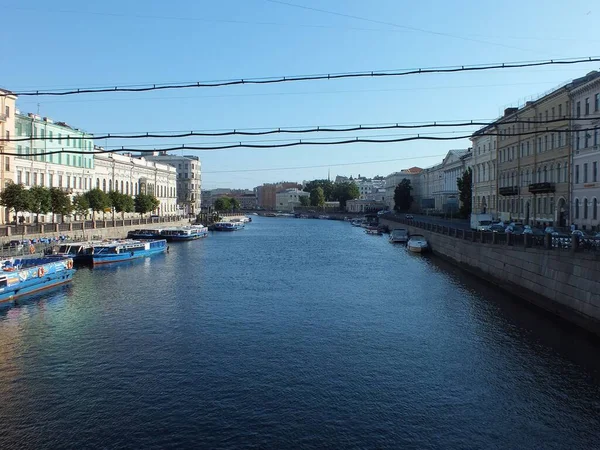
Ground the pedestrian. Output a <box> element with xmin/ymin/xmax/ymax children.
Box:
<box><xmin>570</xmin><ymin>222</ymin><xmax>576</xmax><ymax>233</ymax></box>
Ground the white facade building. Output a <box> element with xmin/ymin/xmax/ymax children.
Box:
<box><xmin>570</xmin><ymin>71</ymin><xmax>600</xmax><ymax>230</ymax></box>
<box><xmin>275</xmin><ymin>188</ymin><xmax>309</xmax><ymax>211</ymax></box>
<box><xmin>420</xmin><ymin>149</ymin><xmax>470</xmax><ymax>213</ymax></box>
<box><xmin>93</xmin><ymin>152</ymin><xmax>178</xmax><ymax>217</ymax></box>
<box><xmin>0</xmin><ymin>89</ymin><xmax>17</xmax><ymax>223</ymax></box>
<box><xmin>356</xmin><ymin>178</ymin><xmax>385</xmax><ymax>200</ymax></box>
<box><xmin>144</xmin><ymin>152</ymin><xmax>202</xmax><ymax>216</ymax></box>
<box><xmin>384</xmin><ymin>168</ymin><xmax>422</xmax><ymax>211</ymax></box>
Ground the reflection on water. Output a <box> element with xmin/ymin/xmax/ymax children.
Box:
<box><xmin>0</xmin><ymin>217</ymin><xmax>599</xmax><ymax>450</ymax></box>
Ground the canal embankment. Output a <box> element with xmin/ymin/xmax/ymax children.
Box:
<box><xmin>381</xmin><ymin>217</ymin><xmax>600</xmax><ymax>336</ymax></box>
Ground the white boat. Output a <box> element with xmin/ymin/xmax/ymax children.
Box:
<box><xmin>407</xmin><ymin>234</ymin><xmax>429</xmax><ymax>253</ymax></box>
<box><xmin>389</xmin><ymin>228</ymin><xmax>409</xmax><ymax>243</ymax></box>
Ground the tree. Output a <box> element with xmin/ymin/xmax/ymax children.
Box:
<box><xmin>214</xmin><ymin>197</ymin><xmax>231</xmax><ymax>211</ymax></box>
<box><xmin>28</xmin><ymin>186</ymin><xmax>52</xmax><ymax>223</ymax></box>
<box><xmin>457</xmin><ymin>167</ymin><xmax>473</xmax><ymax>218</ymax></box>
<box><xmin>85</xmin><ymin>188</ymin><xmax>111</xmax><ymax>221</ymax></box>
<box><xmin>334</xmin><ymin>182</ymin><xmax>360</xmax><ymax>209</ymax></box>
<box><xmin>230</xmin><ymin>197</ymin><xmax>241</xmax><ymax>211</ymax></box>
<box><xmin>49</xmin><ymin>188</ymin><xmax>73</xmax><ymax>222</ymax></box>
<box><xmin>134</xmin><ymin>193</ymin><xmax>158</xmax><ymax>217</ymax></box>
<box><xmin>310</xmin><ymin>186</ymin><xmax>326</xmax><ymax>208</ymax></box>
<box><xmin>0</xmin><ymin>182</ymin><xmax>31</xmax><ymax>223</ymax></box>
<box><xmin>299</xmin><ymin>195</ymin><xmax>310</xmax><ymax>207</ymax></box>
<box><xmin>110</xmin><ymin>191</ymin><xmax>135</xmax><ymax>219</ymax></box>
<box><xmin>72</xmin><ymin>194</ymin><xmax>90</xmax><ymax>219</ymax></box>
<box><xmin>394</xmin><ymin>178</ymin><xmax>413</xmax><ymax>212</ymax></box>
<box><xmin>303</xmin><ymin>180</ymin><xmax>335</xmax><ymax>201</ymax></box>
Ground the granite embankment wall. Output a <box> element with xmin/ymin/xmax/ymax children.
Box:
<box><xmin>380</xmin><ymin>218</ymin><xmax>600</xmax><ymax>336</ymax></box>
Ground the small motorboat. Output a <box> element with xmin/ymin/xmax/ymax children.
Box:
<box><xmin>407</xmin><ymin>234</ymin><xmax>429</xmax><ymax>253</ymax></box>
<box><xmin>365</xmin><ymin>228</ymin><xmax>382</xmax><ymax>236</ymax></box>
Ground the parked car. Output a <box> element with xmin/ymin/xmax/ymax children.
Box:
<box><xmin>505</xmin><ymin>225</ymin><xmax>525</xmax><ymax>234</ymax></box>
<box><xmin>523</xmin><ymin>227</ymin><xmax>545</xmax><ymax>237</ymax></box>
<box><xmin>489</xmin><ymin>223</ymin><xmax>506</xmax><ymax>233</ymax></box>
<box><xmin>405</xmin><ymin>214</ymin><xmax>414</xmax><ymax>220</ymax></box>
<box><xmin>544</xmin><ymin>226</ymin><xmax>558</xmax><ymax>234</ymax></box>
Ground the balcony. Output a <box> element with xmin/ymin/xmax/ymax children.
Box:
<box><xmin>528</xmin><ymin>182</ymin><xmax>555</xmax><ymax>194</ymax></box>
<box><xmin>499</xmin><ymin>186</ymin><xmax>519</xmax><ymax>196</ymax></box>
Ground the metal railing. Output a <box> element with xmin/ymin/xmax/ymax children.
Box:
<box><xmin>384</xmin><ymin>217</ymin><xmax>599</xmax><ymax>254</ymax></box>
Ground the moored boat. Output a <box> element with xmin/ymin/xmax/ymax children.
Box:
<box><xmin>389</xmin><ymin>228</ymin><xmax>409</xmax><ymax>244</ymax></box>
<box><xmin>407</xmin><ymin>234</ymin><xmax>429</xmax><ymax>253</ymax></box>
<box><xmin>48</xmin><ymin>240</ymin><xmax>104</xmax><ymax>265</ymax></box>
<box><xmin>160</xmin><ymin>227</ymin><xmax>202</xmax><ymax>242</ymax></box>
<box><xmin>0</xmin><ymin>256</ymin><xmax>75</xmax><ymax>308</ymax></box>
<box><xmin>127</xmin><ymin>229</ymin><xmax>162</xmax><ymax>239</ymax></box>
<box><xmin>213</xmin><ymin>222</ymin><xmax>244</xmax><ymax>231</ymax></box>
<box><xmin>90</xmin><ymin>239</ymin><xmax>167</xmax><ymax>265</ymax></box>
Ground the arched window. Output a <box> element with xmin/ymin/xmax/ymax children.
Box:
<box><xmin>109</xmin><ymin>180</ymin><xmax>113</xmax><ymax>191</ymax></box>
<box><xmin>537</xmin><ymin>167</ymin><xmax>542</xmax><ymax>183</ymax></box>
<box><xmin>520</xmin><ymin>198</ymin><xmax>524</xmax><ymax>215</ymax></box>
<box><xmin>564</xmin><ymin>163</ymin><xmax>568</xmax><ymax>183</ymax></box>
<box><xmin>544</xmin><ymin>166</ymin><xmax>548</xmax><ymax>182</ymax></box>
<box><xmin>102</xmin><ymin>179</ymin><xmax>106</xmax><ymax>192</ymax></box>
<box><xmin>594</xmin><ymin>198</ymin><xmax>598</xmax><ymax>220</ymax></box>
<box><xmin>121</xmin><ymin>180</ymin><xmax>124</xmax><ymax>192</ymax></box>
<box><xmin>575</xmin><ymin>198</ymin><xmax>580</xmax><ymax>219</ymax></box>
<box><xmin>96</xmin><ymin>178</ymin><xmax>100</xmax><ymax>189</ymax></box>
<box><xmin>556</xmin><ymin>164</ymin><xmax>561</xmax><ymax>183</ymax></box>
<box><xmin>584</xmin><ymin>198</ymin><xmax>589</xmax><ymax>219</ymax></box>
<box><xmin>550</xmin><ymin>164</ymin><xmax>554</xmax><ymax>182</ymax></box>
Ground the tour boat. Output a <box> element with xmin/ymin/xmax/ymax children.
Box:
<box><xmin>48</xmin><ymin>240</ymin><xmax>104</xmax><ymax>265</ymax></box>
<box><xmin>127</xmin><ymin>229</ymin><xmax>162</xmax><ymax>239</ymax></box>
<box><xmin>213</xmin><ymin>222</ymin><xmax>243</xmax><ymax>231</ymax></box>
<box><xmin>160</xmin><ymin>227</ymin><xmax>202</xmax><ymax>242</ymax></box>
<box><xmin>407</xmin><ymin>234</ymin><xmax>429</xmax><ymax>253</ymax></box>
<box><xmin>90</xmin><ymin>239</ymin><xmax>167</xmax><ymax>265</ymax></box>
<box><xmin>0</xmin><ymin>256</ymin><xmax>75</xmax><ymax>308</ymax></box>
<box><xmin>389</xmin><ymin>228</ymin><xmax>409</xmax><ymax>243</ymax></box>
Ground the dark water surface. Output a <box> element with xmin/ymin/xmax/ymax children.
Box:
<box><xmin>1</xmin><ymin>217</ymin><xmax>599</xmax><ymax>449</ymax></box>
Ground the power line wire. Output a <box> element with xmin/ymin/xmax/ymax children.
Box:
<box><xmin>3</xmin><ymin>117</ymin><xmax>590</xmax><ymax>142</ymax></box>
<box><xmin>3</xmin><ymin>57</ymin><xmax>599</xmax><ymax>97</ymax></box>
<box><xmin>2</xmin><ymin>126</ymin><xmax>598</xmax><ymax>157</ymax></box>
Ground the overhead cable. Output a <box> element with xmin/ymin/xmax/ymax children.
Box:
<box><xmin>2</xmin><ymin>56</ymin><xmax>599</xmax><ymax>97</ymax></box>
<box><xmin>1</xmin><ymin>125</ymin><xmax>599</xmax><ymax>157</ymax></box>
<box><xmin>2</xmin><ymin>117</ymin><xmax>593</xmax><ymax>142</ymax></box>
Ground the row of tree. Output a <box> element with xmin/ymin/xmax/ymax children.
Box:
<box><xmin>0</xmin><ymin>182</ymin><xmax>160</xmax><ymax>223</ymax></box>
<box><xmin>302</xmin><ymin>179</ymin><xmax>360</xmax><ymax>208</ymax></box>
<box><xmin>213</xmin><ymin>196</ymin><xmax>241</xmax><ymax>211</ymax></box>
<box><xmin>392</xmin><ymin>168</ymin><xmax>473</xmax><ymax>217</ymax></box>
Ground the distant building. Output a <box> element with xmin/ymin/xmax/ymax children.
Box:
<box><xmin>346</xmin><ymin>199</ymin><xmax>386</xmax><ymax>213</ymax></box>
<box><xmin>0</xmin><ymin>89</ymin><xmax>17</xmax><ymax>223</ymax></box>
<box><xmin>275</xmin><ymin>188</ymin><xmax>309</xmax><ymax>211</ymax></box>
<box><xmin>384</xmin><ymin>167</ymin><xmax>423</xmax><ymax>211</ymax></box>
<box><xmin>256</xmin><ymin>182</ymin><xmax>301</xmax><ymax>209</ymax></box>
<box><xmin>470</xmin><ymin>124</ymin><xmax>498</xmax><ymax>218</ymax></box>
<box><xmin>144</xmin><ymin>152</ymin><xmax>201</xmax><ymax>216</ymax></box>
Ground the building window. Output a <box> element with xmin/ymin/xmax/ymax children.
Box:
<box><xmin>543</xmin><ymin>197</ymin><xmax>548</xmax><ymax>214</ymax></box>
<box><xmin>596</xmin><ymin>93</ymin><xmax>600</xmax><ymax>112</ymax></box>
<box><xmin>25</xmin><ymin>172</ymin><xmax>30</xmax><ymax>186</ymax></box>
<box><xmin>17</xmin><ymin>171</ymin><xmax>22</xmax><ymax>184</ymax></box>
<box><xmin>584</xmin><ymin>199</ymin><xmax>589</xmax><ymax>219</ymax></box>
<box><xmin>559</xmin><ymin>104</ymin><xmax>563</xmax><ymax>117</ymax></box>
<box><xmin>594</xmin><ymin>162</ymin><xmax>598</xmax><ymax>182</ymax></box>
<box><xmin>557</xmin><ymin>164</ymin><xmax>561</xmax><ymax>183</ymax></box>
<box><xmin>585</xmin><ymin>98</ymin><xmax>590</xmax><ymax>115</ymax></box>
<box><xmin>584</xmin><ymin>163</ymin><xmax>588</xmax><ymax>183</ymax></box>
<box><xmin>594</xmin><ymin>199</ymin><xmax>598</xmax><ymax>220</ymax></box>
<box><xmin>4</xmin><ymin>157</ymin><xmax>9</xmax><ymax>172</ymax></box>
<box><xmin>59</xmin><ymin>175</ymin><xmax>63</xmax><ymax>188</ymax></box>
<box><xmin>49</xmin><ymin>174</ymin><xmax>53</xmax><ymax>187</ymax></box>
<box><xmin>96</xmin><ymin>178</ymin><xmax>100</xmax><ymax>189</ymax></box>
<box><xmin>576</xmin><ymin>101</ymin><xmax>581</xmax><ymax>117</ymax></box>
<box><xmin>33</xmin><ymin>173</ymin><xmax>37</xmax><ymax>185</ymax></box>
<box><xmin>575</xmin><ymin>199</ymin><xmax>580</xmax><ymax>219</ymax></box>
<box><xmin>550</xmin><ymin>197</ymin><xmax>554</xmax><ymax>215</ymax></box>
<box><xmin>66</xmin><ymin>176</ymin><xmax>70</xmax><ymax>188</ymax></box>
<box><xmin>575</xmin><ymin>165</ymin><xmax>580</xmax><ymax>184</ymax></box>
<box><xmin>585</xmin><ymin>131</ymin><xmax>590</xmax><ymax>148</ymax></box>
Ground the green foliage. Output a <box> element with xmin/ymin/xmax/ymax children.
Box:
<box><xmin>85</xmin><ymin>188</ymin><xmax>111</xmax><ymax>220</ymax></box>
<box><xmin>214</xmin><ymin>197</ymin><xmax>231</xmax><ymax>211</ymax></box>
<box><xmin>72</xmin><ymin>194</ymin><xmax>90</xmax><ymax>219</ymax></box>
<box><xmin>230</xmin><ymin>197</ymin><xmax>241</xmax><ymax>211</ymax></box>
<box><xmin>134</xmin><ymin>193</ymin><xmax>159</xmax><ymax>217</ymax></box>
<box><xmin>310</xmin><ymin>186</ymin><xmax>326</xmax><ymax>208</ymax></box>
<box><xmin>0</xmin><ymin>182</ymin><xmax>31</xmax><ymax>221</ymax></box>
<box><xmin>110</xmin><ymin>191</ymin><xmax>135</xmax><ymax>219</ymax></box>
<box><xmin>28</xmin><ymin>186</ymin><xmax>52</xmax><ymax>222</ymax></box>
<box><xmin>394</xmin><ymin>178</ymin><xmax>413</xmax><ymax>212</ymax></box>
<box><xmin>334</xmin><ymin>182</ymin><xmax>360</xmax><ymax>209</ymax></box>
<box><xmin>304</xmin><ymin>180</ymin><xmax>335</xmax><ymax>201</ymax></box>
<box><xmin>299</xmin><ymin>195</ymin><xmax>310</xmax><ymax>207</ymax></box>
<box><xmin>49</xmin><ymin>188</ymin><xmax>73</xmax><ymax>222</ymax></box>
<box><xmin>457</xmin><ymin>168</ymin><xmax>473</xmax><ymax>218</ymax></box>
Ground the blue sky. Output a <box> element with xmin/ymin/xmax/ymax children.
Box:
<box><xmin>3</xmin><ymin>0</ymin><xmax>600</xmax><ymax>189</ymax></box>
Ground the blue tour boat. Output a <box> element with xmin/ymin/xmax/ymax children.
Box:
<box><xmin>90</xmin><ymin>239</ymin><xmax>167</xmax><ymax>265</ymax></box>
<box><xmin>0</xmin><ymin>256</ymin><xmax>75</xmax><ymax>308</ymax></box>
<box><xmin>213</xmin><ymin>222</ymin><xmax>244</xmax><ymax>232</ymax></box>
<box><xmin>160</xmin><ymin>226</ymin><xmax>208</xmax><ymax>241</ymax></box>
<box><xmin>49</xmin><ymin>240</ymin><xmax>103</xmax><ymax>265</ymax></box>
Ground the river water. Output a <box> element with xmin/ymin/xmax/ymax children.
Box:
<box><xmin>1</xmin><ymin>216</ymin><xmax>599</xmax><ymax>449</ymax></box>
